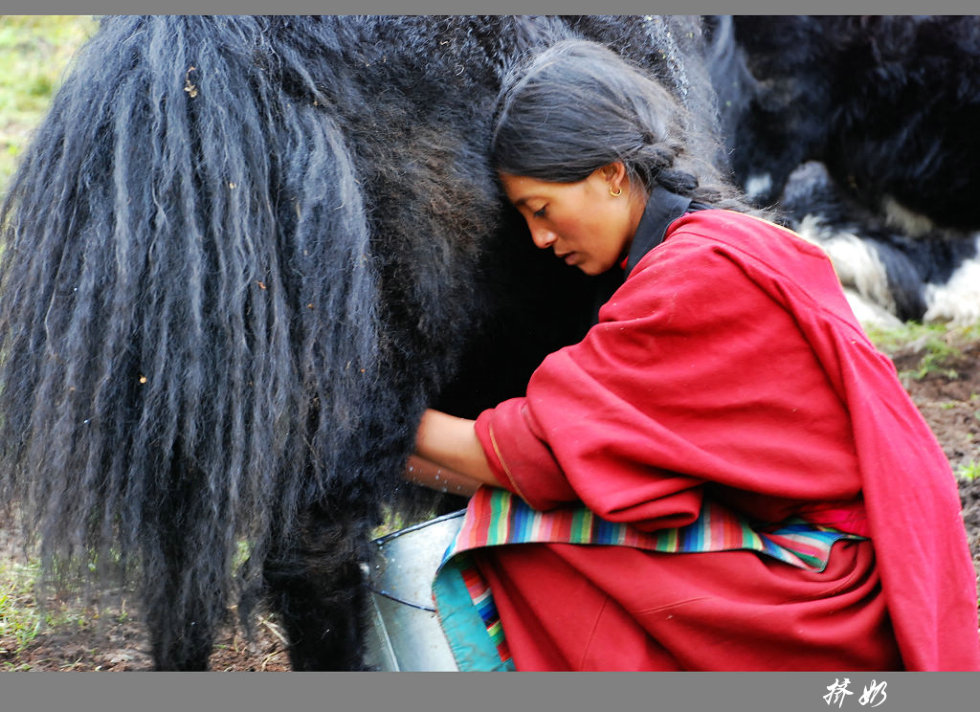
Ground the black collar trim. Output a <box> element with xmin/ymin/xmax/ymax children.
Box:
<box><xmin>622</xmin><ymin>186</ymin><xmax>702</xmax><ymax>277</ymax></box>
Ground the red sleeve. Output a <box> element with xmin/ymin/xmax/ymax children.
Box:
<box><xmin>473</xmin><ymin>398</ymin><xmax>577</xmax><ymax>505</ymax></box>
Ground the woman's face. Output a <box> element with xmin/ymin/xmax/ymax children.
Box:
<box><xmin>499</xmin><ymin>164</ymin><xmax>646</xmax><ymax>276</ymax></box>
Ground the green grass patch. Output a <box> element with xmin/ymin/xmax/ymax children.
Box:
<box><xmin>0</xmin><ymin>556</ymin><xmax>44</xmax><ymax>661</ymax></box>
<box><xmin>0</xmin><ymin>553</ymin><xmax>100</xmax><ymax>668</ymax></box>
<box><xmin>867</xmin><ymin>320</ymin><xmax>980</xmax><ymax>352</ymax></box>
<box><xmin>0</xmin><ymin>530</ymin><xmax>138</xmax><ymax>669</ymax></box>
<box><xmin>0</xmin><ymin>15</ymin><xmax>97</xmax><ymax>192</ymax></box>
<box><xmin>0</xmin><ymin>560</ymin><xmax>52</xmax><ymax>669</ymax></box>
<box><xmin>956</xmin><ymin>461</ymin><xmax>980</xmax><ymax>482</ymax></box>
<box><xmin>865</xmin><ymin>321</ymin><xmax>979</xmax><ymax>381</ymax></box>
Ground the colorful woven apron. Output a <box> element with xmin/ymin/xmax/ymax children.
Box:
<box><xmin>431</xmin><ymin>486</ymin><xmax>866</xmax><ymax>671</ymax></box>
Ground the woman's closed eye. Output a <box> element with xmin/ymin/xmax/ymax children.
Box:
<box><xmin>532</xmin><ymin>205</ymin><xmax>547</xmax><ymax>218</ymax></box>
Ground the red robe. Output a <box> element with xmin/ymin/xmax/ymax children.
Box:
<box><xmin>472</xmin><ymin>209</ymin><xmax>980</xmax><ymax>670</ymax></box>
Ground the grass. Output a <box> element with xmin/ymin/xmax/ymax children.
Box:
<box><xmin>865</xmin><ymin>320</ymin><xmax>980</xmax><ymax>381</ymax></box>
<box><xmin>0</xmin><ymin>15</ymin><xmax>97</xmax><ymax>192</ymax></box>
<box><xmin>0</xmin><ymin>553</ymin><xmax>96</xmax><ymax>667</ymax></box>
<box><xmin>0</xmin><ymin>557</ymin><xmax>44</xmax><ymax>661</ymax></box>
<box><xmin>0</xmin><ymin>540</ymin><xmax>139</xmax><ymax>670</ymax></box>
<box><xmin>958</xmin><ymin>461</ymin><xmax>980</xmax><ymax>482</ymax></box>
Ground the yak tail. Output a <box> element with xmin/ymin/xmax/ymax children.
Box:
<box><xmin>0</xmin><ymin>15</ymin><xmax>382</xmax><ymax>649</ymax></box>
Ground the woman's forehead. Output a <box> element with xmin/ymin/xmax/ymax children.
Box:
<box><xmin>498</xmin><ymin>172</ymin><xmax>587</xmax><ymax>205</ymax></box>
<box><xmin>498</xmin><ymin>173</ymin><xmax>546</xmax><ymax>204</ymax></box>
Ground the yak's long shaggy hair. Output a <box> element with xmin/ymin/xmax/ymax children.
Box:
<box><xmin>705</xmin><ymin>15</ymin><xmax>980</xmax><ymax>327</ymax></box>
<box><xmin>0</xmin><ymin>15</ymin><xmax>720</xmax><ymax>670</ymax></box>
<box><xmin>707</xmin><ymin>15</ymin><xmax>980</xmax><ymax>232</ymax></box>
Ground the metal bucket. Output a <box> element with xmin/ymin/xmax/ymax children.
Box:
<box><xmin>362</xmin><ymin>509</ymin><xmax>465</xmax><ymax>671</ymax></box>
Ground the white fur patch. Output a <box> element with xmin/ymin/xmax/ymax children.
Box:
<box><xmin>793</xmin><ymin>215</ymin><xmax>897</xmax><ymax>317</ymax></box>
<box><xmin>843</xmin><ymin>288</ymin><xmax>904</xmax><ymax>329</ymax></box>
<box><xmin>744</xmin><ymin>173</ymin><xmax>773</xmax><ymax>200</ymax></box>
<box><xmin>882</xmin><ymin>195</ymin><xmax>936</xmax><ymax>238</ymax></box>
<box><xmin>923</xmin><ymin>235</ymin><xmax>980</xmax><ymax>326</ymax></box>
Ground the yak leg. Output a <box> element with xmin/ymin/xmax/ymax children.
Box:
<box><xmin>140</xmin><ymin>462</ymin><xmax>228</xmax><ymax>671</ymax></box>
<box><xmin>262</xmin><ymin>505</ymin><xmax>371</xmax><ymax>671</ymax></box>
<box><xmin>143</xmin><ymin>579</ymin><xmax>219</xmax><ymax>671</ymax></box>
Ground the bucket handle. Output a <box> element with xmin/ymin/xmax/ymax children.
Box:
<box><xmin>369</xmin><ymin>586</ymin><xmax>437</xmax><ymax>613</ymax></box>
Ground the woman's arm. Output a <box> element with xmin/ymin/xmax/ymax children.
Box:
<box><xmin>404</xmin><ymin>454</ymin><xmax>484</xmax><ymax>497</ymax></box>
<box><xmin>405</xmin><ymin>409</ymin><xmax>500</xmax><ymax>494</ymax></box>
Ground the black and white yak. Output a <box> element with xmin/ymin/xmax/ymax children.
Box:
<box><xmin>706</xmin><ymin>15</ymin><xmax>980</xmax><ymax>327</ymax></box>
<box><xmin>0</xmin><ymin>15</ymin><xmax>722</xmax><ymax>671</ymax></box>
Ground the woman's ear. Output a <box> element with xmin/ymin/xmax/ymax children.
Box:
<box><xmin>600</xmin><ymin>161</ymin><xmax>628</xmax><ymax>192</ymax></box>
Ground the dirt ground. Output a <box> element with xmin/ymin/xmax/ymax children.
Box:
<box><xmin>2</xmin><ymin>332</ymin><xmax>979</xmax><ymax>671</ymax></box>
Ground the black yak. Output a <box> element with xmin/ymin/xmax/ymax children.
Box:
<box><xmin>0</xmin><ymin>15</ymin><xmax>722</xmax><ymax>671</ymax></box>
<box><xmin>705</xmin><ymin>15</ymin><xmax>980</xmax><ymax>326</ymax></box>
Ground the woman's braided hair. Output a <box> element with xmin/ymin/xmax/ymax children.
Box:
<box><xmin>491</xmin><ymin>39</ymin><xmax>754</xmax><ymax>212</ymax></box>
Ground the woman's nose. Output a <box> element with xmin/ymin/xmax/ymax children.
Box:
<box><xmin>529</xmin><ymin>224</ymin><xmax>558</xmax><ymax>250</ymax></box>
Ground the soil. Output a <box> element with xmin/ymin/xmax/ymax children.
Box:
<box><xmin>2</xmin><ymin>333</ymin><xmax>979</xmax><ymax>672</ymax></box>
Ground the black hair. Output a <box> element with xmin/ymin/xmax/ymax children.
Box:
<box><xmin>491</xmin><ymin>39</ymin><xmax>753</xmax><ymax>211</ymax></box>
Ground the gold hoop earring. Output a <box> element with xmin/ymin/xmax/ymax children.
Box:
<box><xmin>609</xmin><ymin>186</ymin><xmax>622</xmax><ymax>197</ymax></box>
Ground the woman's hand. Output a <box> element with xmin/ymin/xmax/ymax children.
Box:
<box><xmin>404</xmin><ymin>409</ymin><xmax>499</xmax><ymax>495</ymax></box>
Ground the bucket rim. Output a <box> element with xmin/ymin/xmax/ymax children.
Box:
<box><xmin>372</xmin><ymin>508</ymin><xmax>467</xmax><ymax>547</ymax></box>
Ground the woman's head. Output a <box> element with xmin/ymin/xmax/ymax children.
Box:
<box><xmin>490</xmin><ymin>38</ymin><xmax>756</xmax><ymax>274</ymax></box>
<box><xmin>490</xmin><ymin>39</ymin><xmax>702</xmax><ymax>198</ymax></box>
<box><xmin>498</xmin><ymin>163</ymin><xmax>646</xmax><ymax>275</ymax></box>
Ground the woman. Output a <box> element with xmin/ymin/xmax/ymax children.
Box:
<box><xmin>405</xmin><ymin>39</ymin><xmax>980</xmax><ymax>671</ymax></box>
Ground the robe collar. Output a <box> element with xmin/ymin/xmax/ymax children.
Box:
<box><xmin>620</xmin><ymin>185</ymin><xmax>696</xmax><ymax>278</ymax></box>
